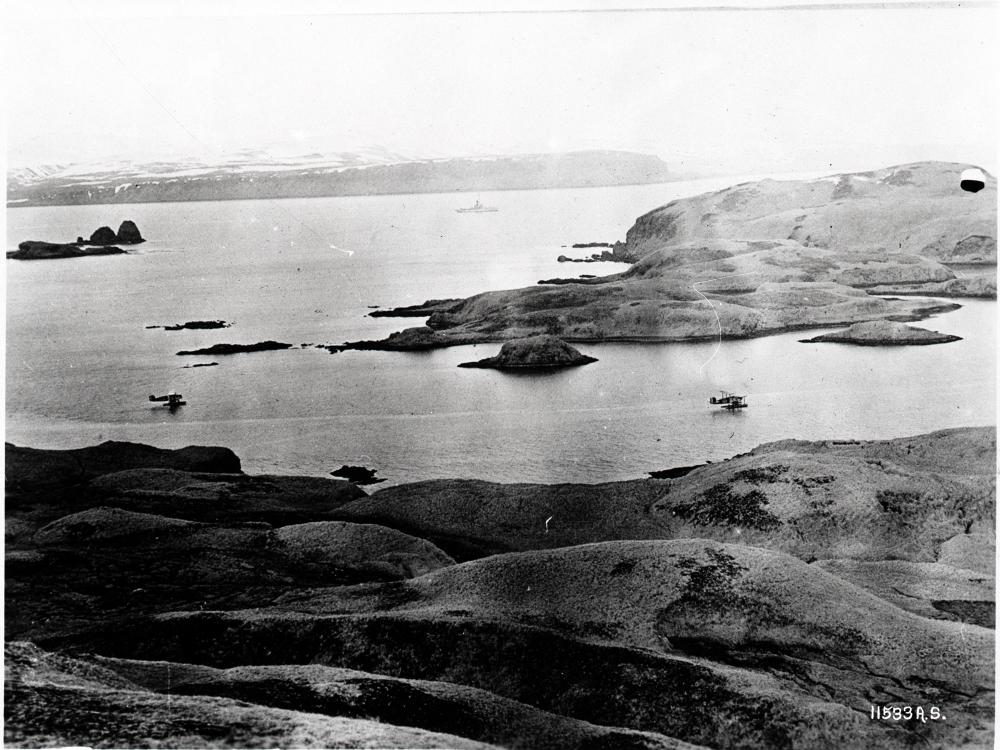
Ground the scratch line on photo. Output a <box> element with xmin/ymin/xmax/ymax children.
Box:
<box><xmin>692</xmin><ymin>273</ymin><xmax>759</xmax><ymax>372</ymax></box>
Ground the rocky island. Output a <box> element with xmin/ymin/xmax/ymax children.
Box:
<box><xmin>354</xmin><ymin>162</ymin><xmax>994</xmax><ymax>351</ymax></box>
<box><xmin>8</xmin><ymin>220</ymin><xmax>145</xmax><ymax>260</ymax></box>
<box><xmin>4</xmin><ymin>426</ymin><xmax>994</xmax><ymax>749</ymax></box>
<box><xmin>458</xmin><ymin>335</ymin><xmax>598</xmax><ymax>369</ymax></box>
<box><xmin>800</xmin><ymin>320</ymin><xmax>962</xmax><ymax>346</ymax></box>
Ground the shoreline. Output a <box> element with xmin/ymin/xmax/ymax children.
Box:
<box><xmin>5</xmin><ymin>176</ymin><xmax>693</xmax><ymax>210</ymax></box>
<box><xmin>340</xmin><ymin>299</ymin><xmax>965</xmax><ymax>351</ymax></box>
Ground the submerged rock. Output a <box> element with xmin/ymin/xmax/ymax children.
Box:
<box><xmin>458</xmin><ymin>335</ymin><xmax>597</xmax><ymax>369</ymax></box>
<box><xmin>799</xmin><ymin>320</ymin><xmax>962</xmax><ymax>345</ymax></box>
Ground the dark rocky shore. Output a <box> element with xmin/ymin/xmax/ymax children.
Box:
<box><xmin>5</xmin><ymin>427</ymin><xmax>994</xmax><ymax>749</ymax></box>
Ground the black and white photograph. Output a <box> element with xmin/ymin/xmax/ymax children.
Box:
<box><xmin>3</xmin><ymin>1</ymin><xmax>996</xmax><ymax>748</ymax></box>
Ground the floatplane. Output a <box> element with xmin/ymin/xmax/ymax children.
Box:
<box><xmin>149</xmin><ymin>392</ymin><xmax>186</xmax><ymax>410</ymax></box>
<box><xmin>709</xmin><ymin>391</ymin><xmax>748</xmax><ymax>411</ymax></box>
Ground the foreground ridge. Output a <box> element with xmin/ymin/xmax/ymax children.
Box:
<box><xmin>4</xmin><ymin>426</ymin><xmax>995</xmax><ymax>749</ymax></box>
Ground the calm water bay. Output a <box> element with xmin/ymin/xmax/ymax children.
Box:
<box><xmin>5</xmin><ymin>178</ymin><xmax>996</xmax><ymax>486</ymax></box>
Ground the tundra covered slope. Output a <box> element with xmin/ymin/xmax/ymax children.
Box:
<box><xmin>352</xmin><ymin>162</ymin><xmax>994</xmax><ymax>350</ymax></box>
<box><xmin>47</xmin><ymin>538</ymin><xmax>993</xmax><ymax>750</ymax></box>
<box><xmin>621</xmin><ymin>161</ymin><xmax>996</xmax><ymax>264</ymax></box>
<box><xmin>5</xmin><ymin>428</ymin><xmax>994</xmax><ymax>749</ymax></box>
<box><xmin>334</xmin><ymin>426</ymin><xmax>994</xmax><ymax>567</ymax></box>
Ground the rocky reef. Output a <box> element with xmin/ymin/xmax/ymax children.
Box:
<box><xmin>800</xmin><ymin>320</ymin><xmax>962</xmax><ymax>346</ymax></box>
<box><xmin>458</xmin><ymin>335</ymin><xmax>598</xmax><ymax>369</ymax></box>
<box><xmin>4</xmin><ymin>428</ymin><xmax>994</xmax><ymax>749</ymax></box>
<box><xmin>176</xmin><ymin>341</ymin><xmax>292</xmax><ymax>355</ymax></box>
<box><xmin>7</xmin><ymin>241</ymin><xmax>126</xmax><ymax>260</ymax></box>
<box><xmin>347</xmin><ymin>162</ymin><xmax>995</xmax><ymax>351</ymax></box>
<box><xmin>159</xmin><ymin>320</ymin><xmax>231</xmax><ymax>331</ymax></box>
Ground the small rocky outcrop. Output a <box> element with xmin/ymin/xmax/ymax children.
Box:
<box><xmin>7</xmin><ymin>241</ymin><xmax>126</xmax><ymax>260</ymax></box>
<box><xmin>89</xmin><ymin>226</ymin><xmax>119</xmax><ymax>245</ymax></box>
<box><xmin>458</xmin><ymin>335</ymin><xmax>597</xmax><ymax>369</ymax></box>
<box><xmin>799</xmin><ymin>320</ymin><xmax>962</xmax><ymax>345</ymax></box>
<box><xmin>331</xmin><ymin>465</ymin><xmax>384</xmax><ymax>485</ymax></box>
<box><xmin>116</xmin><ymin>220</ymin><xmax>144</xmax><ymax>244</ymax></box>
<box><xmin>557</xmin><ymin>249</ymin><xmax>618</xmax><ymax>263</ymax></box>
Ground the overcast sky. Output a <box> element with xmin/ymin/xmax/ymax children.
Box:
<box><xmin>5</xmin><ymin>1</ymin><xmax>997</xmax><ymax>174</ymax></box>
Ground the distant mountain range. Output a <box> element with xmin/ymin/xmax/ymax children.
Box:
<box><xmin>7</xmin><ymin>150</ymin><xmax>674</xmax><ymax>207</ymax></box>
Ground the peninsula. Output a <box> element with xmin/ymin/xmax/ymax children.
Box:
<box><xmin>351</xmin><ymin>162</ymin><xmax>995</xmax><ymax>351</ymax></box>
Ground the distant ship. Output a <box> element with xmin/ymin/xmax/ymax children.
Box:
<box><xmin>456</xmin><ymin>199</ymin><xmax>498</xmax><ymax>213</ymax></box>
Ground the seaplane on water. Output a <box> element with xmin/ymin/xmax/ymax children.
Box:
<box><xmin>709</xmin><ymin>391</ymin><xmax>748</xmax><ymax>411</ymax></box>
<box><xmin>149</xmin><ymin>392</ymin><xmax>186</xmax><ymax>410</ymax></box>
